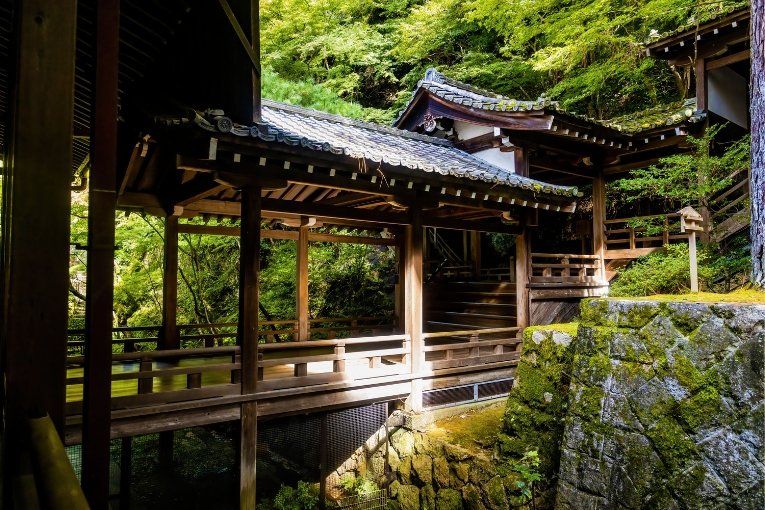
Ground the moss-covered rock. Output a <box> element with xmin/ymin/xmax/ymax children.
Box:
<box><xmin>396</xmin><ymin>484</ymin><xmax>420</xmax><ymax>510</ymax></box>
<box><xmin>411</xmin><ymin>454</ymin><xmax>433</xmax><ymax>485</ymax></box>
<box><xmin>420</xmin><ymin>484</ymin><xmax>436</xmax><ymax>510</ymax></box>
<box><xmin>435</xmin><ymin>488</ymin><xmax>463</xmax><ymax>510</ymax></box>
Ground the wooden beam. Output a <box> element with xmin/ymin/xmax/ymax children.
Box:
<box><xmin>515</xmin><ymin>230</ymin><xmax>530</xmax><ymax>328</ymax></box>
<box><xmin>3</xmin><ymin>0</ymin><xmax>76</xmax><ymax>462</ymax></box>
<box><xmin>297</xmin><ymin>217</ymin><xmax>310</xmax><ymax>342</ymax></box>
<box><xmin>82</xmin><ymin>0</ymin><xmax>119</xmax><ymax>506</ymax></box>
<box><xmin>161</xmin><ymin>215</ymin><xmax>180</xmax><ymax>350</ymax></box>
<box><xmin>174</xmin><ymin>174</ymin><xmax>229</xmax><ymax>206</ymax></box>
<box><xmin>514</xmin><ymin>146</ymin><xmax>529</xmax><ymax>177</ymax></box>
<box><xmin>405</xmin><ymin>207</ymin><xmax>424</xmax><ymax>412</ymax></box>
<box><xmin>238</xmin><ymin>186</ymin><xmax>261</xmax><ymax>509</ymax></box>
<box><xmin>706</xmin><ymin>48</ymin><xmax>750</xmax><ymax>70</ymax></box>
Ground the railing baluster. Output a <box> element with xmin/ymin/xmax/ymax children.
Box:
<box><xmin>138</xmin><ymin>357</ymin><xmax>153</xmax><ymax>394</ymax></box>
<box><xmin>333</xmin><ymin>344</ymin><xmax>346</xmax><ymax>373</ymax></box>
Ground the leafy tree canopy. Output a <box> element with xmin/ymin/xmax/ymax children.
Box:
<box><xmin>260</xmin><ymin>0</ymin><xmax>747</xmax><ymax>120</ymax></box>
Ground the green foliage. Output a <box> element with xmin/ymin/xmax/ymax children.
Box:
<box><xmin>609</xmin><ymin>243</ymin><xmax>713</xmax><ymax>296</ymax></box>
<box><xmin>509</xmin><ymin>450</ymin><xmax>543</xmax><ymax>503</ymax></box>
<box><xmin>261</xmin><ymin>0</ymin><xmax>744</xmax><ymax>120</ymax></box>
<box><xmin>613</xmin><ymin>126</ymin><xmax>750</xmax><ymax>209</ymax></box>
<box><xmin>261</xmin><ymin>482</ymin><xmax>320</xmax><ymax>510</ymax></box>
<box><xmin>339</xmin><ymin>475</ymin><xmax>378</xmax><ymax>496</ymax></box>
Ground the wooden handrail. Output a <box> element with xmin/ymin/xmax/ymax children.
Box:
<box><xmin>530</xmin><ymin>252</ymin><xmax>601</xmax><ymax>259</ymax></box>
<box><xmin>27</xmin><ymin>415</ymin><xmax>89</xmax><ymax>510</ymax></box>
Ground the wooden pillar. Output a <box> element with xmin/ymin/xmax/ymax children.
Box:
<box><xmin>239</xmin><ymin>186</ymin><xmax>261</xmax><ymax>509</ymax></box>
<box><xmin>695</xmin><ymin>57</ymin><xmax>707</xmax><ymax>111</ymax></box>
<box><xmin>161</xmin><ymin>214</ymin><xmax>180</xmax><ymax>350</ymax></box>
<box><xmin>515</xmin><ymin>229</ymin><xmax>530</xmax><ymax>329</ymax></box>
<box><xmin>297</xmin><ymin>216</ymin><xmax>310</xmax><ymax>342</ymax></box>
<box><xmin>395</xmin><ymin>236</ymin><xmax>405</xmax><ymax>333</ymax></box>
<box><xmin>2</xmin><ymin>0</ymin><xmax>76</xmax><ymax>470</ymax></box>
<box><xmin>82</xmin><ymin>0</ymin><xmax>120</xmax><ymax>507</ymax></box>
<box><xmin>405</xmin><ymin>207</ymin><xmax>424</xmax><ymax>412</ymax></box>
<box><xmin>689</xmin><ymin>231</ymin><xmax>699</xmax><ymax>292</ymax></box>
<box><xmin>471</xmin><ymin>231</ymin><xmax>481</xmax><ymax>278</ymax></box>
<box><xmin>592</xmin><ymin>170</ymin><xmax>606</xmax><ymax>282</ymax></box>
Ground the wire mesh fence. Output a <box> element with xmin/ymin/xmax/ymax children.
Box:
<box><xmin>337</xmin><ymin>489</ymin><xmax>388</xmax><ymax>510</ymax></box>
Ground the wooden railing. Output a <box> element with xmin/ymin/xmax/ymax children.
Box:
<box><xmin>422</xmin><ymin>327</ymin><xmax>521</xmax><ymax>371</ymax></box>
<box><xmin>67</xmin><ymin>316</ymin><xmax>392</xmax><ymax>355</ymax></box>
<box><xmin>64</xmin><ymin>326</ymin><xmax>522</xmax><ymax>415</ymax></box>
<box><xmin>258</xmin><ymin>333</ymin><xmax>410</xmax><ymax>392</ymax></box>
<box><xmin>530</xmin><ymin>253</ymin><xmax>603</xmax><ymax>284</ymax></box>
<box><xmin>710</xmin><ymin>168</ymin><xmax>750</xmax><ymax>242</ymax></box>
<box><xmin>603</xmin><ymin>213</ymin><xmax>685</xmax><ymax>257</ymax></box>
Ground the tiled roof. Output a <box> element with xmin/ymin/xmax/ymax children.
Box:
<box><xmin>193</xmin><ymin>99</ymin><xmax>578</xmax><ymax>198</ymax></box>
<box><xmin>394</xmin><ymin>68</ymin><xmax>705</xmax><ymax>135</ymax></box>
<box><xmin>597</xmin><ymin>98</ymin><xmax>704</xmax><ymax>134</ymax></box>
<box><xmin>392</xmin><ymin>69</ymin><xmax>552</xmax><ymax>127</ymax></box>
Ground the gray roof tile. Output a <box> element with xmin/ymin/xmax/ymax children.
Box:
<box><xmin>197</xmin><ymin>99</ymin><xmax>578</xmax><ymax>198</ymax></box>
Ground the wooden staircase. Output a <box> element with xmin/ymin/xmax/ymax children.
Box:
<box><xmin>424</xmin><ymin>281</ymin><xmax>516</xmax><ymax>332</ymax></box>
<box><xmin>710</xmin><ymin>168</ymin><xmax>750</xmax><ymax>243</ymax></box>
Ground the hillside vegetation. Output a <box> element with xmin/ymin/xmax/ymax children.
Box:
<box><xmin>261</xmin><ymin>0</ymin><xmax>747</xmax><ymax>122</ymax></box>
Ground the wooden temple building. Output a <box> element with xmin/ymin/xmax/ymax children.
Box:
<box><xmin>0</xmin><ymin>1</ymin><xmax>752</xmax><ymax>508</ymax></box>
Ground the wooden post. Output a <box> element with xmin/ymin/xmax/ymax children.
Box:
<box><xmin>695</xmin><ymin>57</ymin><xmax>707</xmax><ymax>111</ymax></box>
<box><xmin>405</xmin><ymin>207</ymin><xmax>424</xmax><ymax>412</ymax></box>
<box><xmin>250</xmin><ymin>0</ymin><xmax>261</xmax><ymax>122</ymax></box>
<box><xmin>161</xmin><ymin>214</ymin><xmax>180</xmax><ymax>350</ymax></box>
<box><xmin>120</xmin><ymin>436</ymin><xmax>133</xmax><ymax>509</ymax></box>
<box><xmin>82</xmin><ymin>0</ymin><xmax>120</xmax><ymax>507</ymax></box>
<box><xmin>297</xmin><ymin>216</ymin><xmax>310</xmax><ymax>342</ymax></box>
<box><xmin>238</xmin><ymin>186</ymin><xmax>261</xmax><ymax>509</ymax></box>
<box><xmin>471</xmin><ymin>231</ymin><xmax>481</xmax><ymax>278</ymax></box>
<box><xmin>395</xmin><ymin>237</ymin><xmax>405</xmax><ymax>333</ymax></box>
<box><xmin>515</xmin><ymin>229</ymin><xmax>530</xmax><ymax>329</ymax></box>
<box><xmin>3</xmin><ymin>0</ymin><xmax>76</xmax><ymax>450</ymax></box>
<box><xmin>592</xmin><ymin>171</ymin><xmax>606</xmax><ymax>282</ymax></box>
<box><xmin>689</xmin><ymin>231</ymin><xmax>699</xmax><ymax>292</ymax></box>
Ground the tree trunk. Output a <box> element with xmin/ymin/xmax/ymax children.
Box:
<box><xmin>751</xmin><ymin>0</ymin><xmax>765</xmax><ymax>284</ymax></box>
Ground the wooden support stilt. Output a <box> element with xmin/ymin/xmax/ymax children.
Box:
<box><xmin>161</xmin><ymin>215</ymin><xmax>180</xmax><ymax>350</ymax></box>
<box><xmin>82</xmin><ymin>0</ymin><xmax>120</xmax><ymax>507</ymax></box>
<box><xmin>515</xmin><ymin>229</ymin><xmax>530</xmax><ymax>329</ymax></box>
<box><xmin>592</xmin><ymin>171</ymin><xmax>606</xmax><ymax>282</ymax></box>
<box><xmin>405</xmin><ymin>208</ymin><xmax>424</xmax><ymax>412</ymax></box>
<box><xmin>120</xmin><ymin>437</ymin><xmax>133</xmax><ymax>509</ymax></box>
<box><xmin>239</xmin><ymin>186</ymin><xmax>261</xmax><ymax>509</ymax></box>
<box><xmin>3</xmin><ymin>0</ymin><xmax>76</xmax><ymax>453</ymax></box>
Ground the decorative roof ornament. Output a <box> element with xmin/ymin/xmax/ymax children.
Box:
<box><xmin>421</xmin><ymin>113</ymin><xmax>438</xmax><ymax>132</ymax></box>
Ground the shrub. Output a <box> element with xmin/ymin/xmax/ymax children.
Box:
<box><xmin>609</xmin><ymin>244</ymin><xmax>714</xmax><ymax>296</ymax></box>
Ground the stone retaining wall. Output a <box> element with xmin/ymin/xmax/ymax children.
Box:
<box><xmin>557</xmin><ymin>299</ymin><xmax>765</xmax><ymax>509</ymax></box>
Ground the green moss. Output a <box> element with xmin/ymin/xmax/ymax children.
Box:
<box><xmin>580</xmin><ymin>299</ymin><xmax>612</xmax><ymax>327</ymax></box>
<box><xmin>678</xmin><ymin>386</ymin><xmax>722</xmax><ymax>431</ymax></box>
<box><xmin>625</xmin><ymin>303</ymin><xmax>661</xmax><ymax>328</ymax></box>
<box><xmin>524</xmin><ymin>322</ymin><xmax>579</xmax><ymax>337</ymax></box>
<box><xmin>570</xmin><ymin>386</ymin><xmax>605</xmax><ymax>418</ymax></box>
<box><xmin>645</xmin><ymin>417</ymin><xmax>697</xmax><ymax>472</ymax></box>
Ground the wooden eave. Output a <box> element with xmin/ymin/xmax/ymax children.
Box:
<box><xmin>117</xmin><ymin>130</ymin><xmax>578</xmax><ymax>234</ymax></box>
<box><xmin>645</xmin><ymin>9</ymin><xmax>750</xmax><ymax>64</ymax></box>
<box><xmin>394</xmin><ymin>89</ymin><xmax>554</xmax><ymax>132</ymax></box>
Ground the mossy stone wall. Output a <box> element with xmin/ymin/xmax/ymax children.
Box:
<box><xmin>556</xmin><ymin>299</ymin><xmax>765</xmax><ymax>509</ymax></box>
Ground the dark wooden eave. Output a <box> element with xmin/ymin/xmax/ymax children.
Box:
<box><xmin>117</xmin><ymin>130</ymin><xmax>581</xmax><ymax>234</ymax></box>
<box><xmin>645</xmin><ymin>8</ymin><xmax>750</xmax><ymax>66</ymax></box>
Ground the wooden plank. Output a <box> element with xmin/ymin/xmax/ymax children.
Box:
<box><xmin>82</xmin><ymin>1</ymin><xmax>119</xmax><ymax>506</ymax></box>
<box><xmin>257</xmin><ymin>372</ymin><xmax>346</xmax><ymax>392</ymax></box>
<box><xmin>426</xmin><ymin>352</ymin><xmax>520</xmax><ymax>371</ymax></box>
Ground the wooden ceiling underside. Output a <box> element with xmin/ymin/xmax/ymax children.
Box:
<box><xmin>116</xmin><ymin>131</ymin><xmax>581</xmax><ymax>234</ymax></box>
